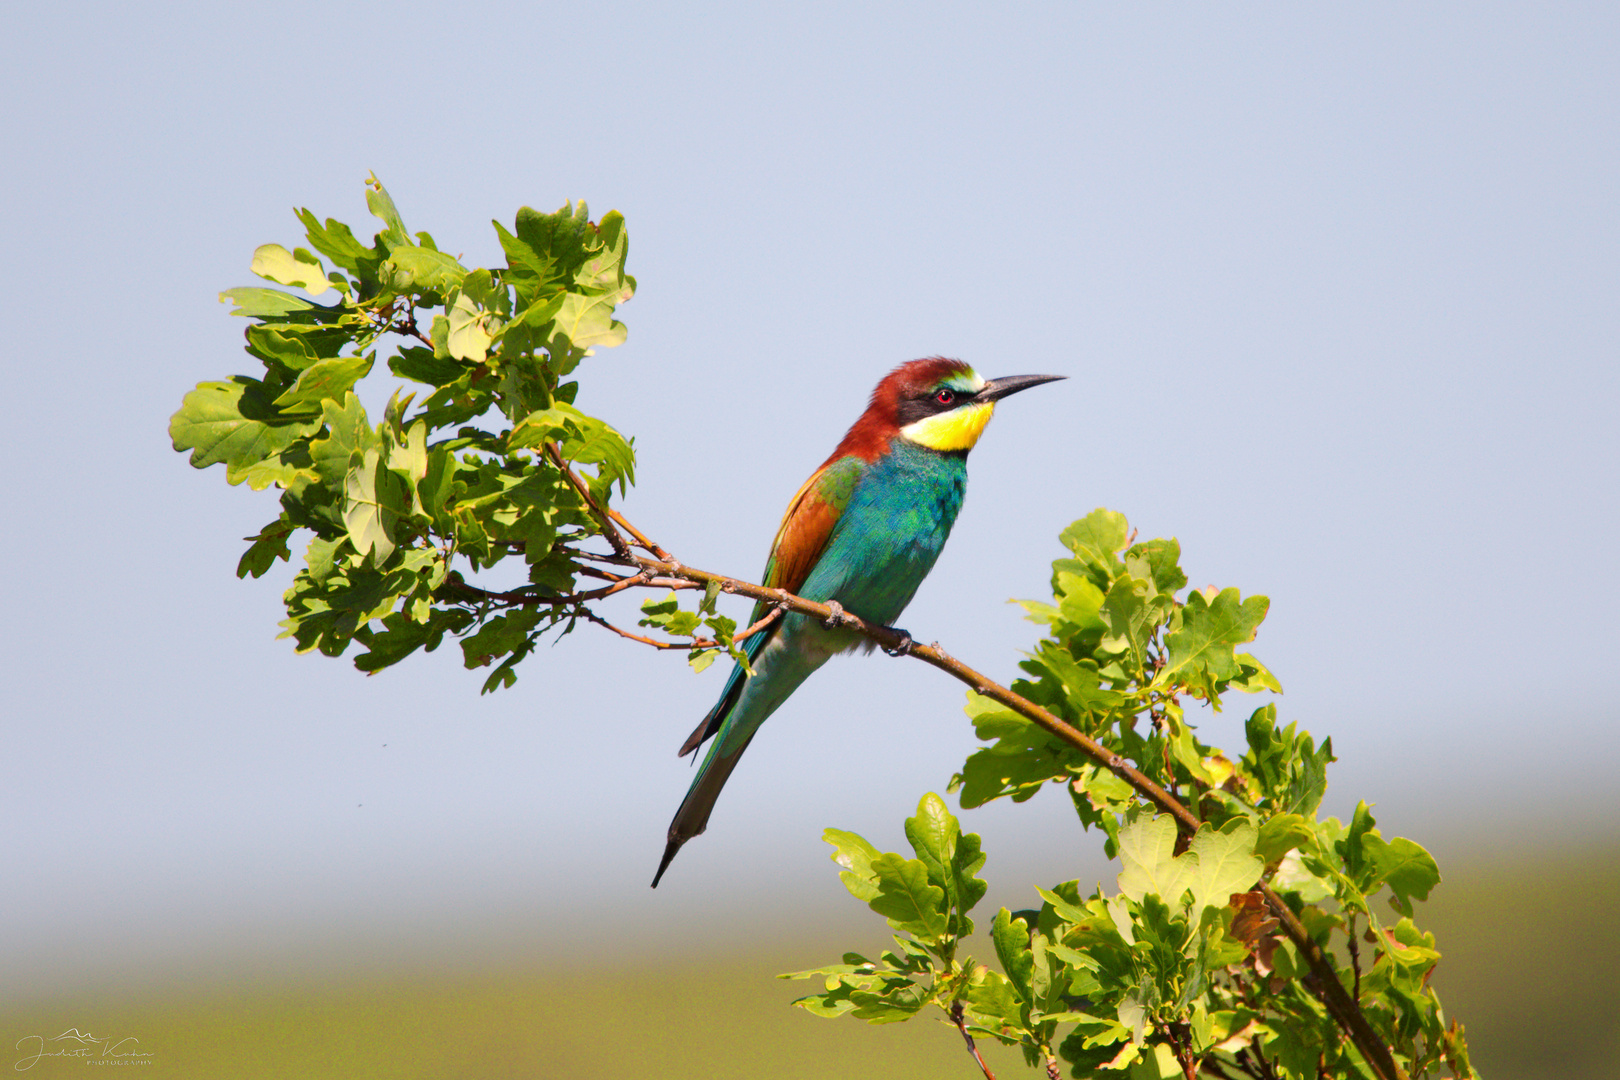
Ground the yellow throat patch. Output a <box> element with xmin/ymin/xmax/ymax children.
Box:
<box><xmin>900</xmin><ymin>401</ymin><xmax>995</xmax><ymax>452</ymax></box>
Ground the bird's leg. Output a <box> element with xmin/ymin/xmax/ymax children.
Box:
<box><xmin>822</xmin><ymin>600</ymin><xmax>846</xmax><ymax>629</ymax></box>
<box><xmin>882</xmin><ymin>627</ymin><xmax>914</xmax><ymax>657</ymax></box>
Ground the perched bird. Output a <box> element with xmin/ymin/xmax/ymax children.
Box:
<box><xmin>652</xmin><ymin>358</ymin><xmax>1063</xmax><ymax>887</ymax></box>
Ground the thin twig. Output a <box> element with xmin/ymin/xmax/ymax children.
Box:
<box><xmin>1177</xmin><ymin>1030</ymin><xmax>1198</xmax><ymax>1079</ymax></box>
<box><xmin>543</xmin><ymin>442</ymin><xmax>631</xmax><ymax>559</ymax></box>
<box><xmin>1248</xmin><ymin>1040</ymin><xmax>1280</xmax><ymax>1080</ymax></box>
<box><xmin>441</xmin><ymin>573</ymin><xmax>647</xmax><ymax>609</ymax></box>
<box><xmin>1347</xmin><ymin>914</ymin><xmax>1363</xmax><ymax>1002</ymax></box>
<box><xmin>608</xmin><ymin>508</ymin><xmax>672</xmax><ymax>560</ymax></box>
<box><xmin>735</xmin><ymin>603</ymin><xmax>787</xmax><ymax>641</ymax></box>
<box><xmin>394</xmin><ymin>305</ymin><xmax>434</xmax><ymax>348</ymax></box>
<box><xmin>577</xmin><ymin>610</ymin><xmax>694</xmax><ymax>651</ymax></box>
<box><xmin>571</xmin><ymin>549</ymin><xmax>635</xmax><ymax>565</ymax></box>
<box><xmin>573</xmin><ymin>565</ymin><xmax>629</xmax><ymax>584</ymax></box>
<box><xmin>950</xmin><ymin>1001</ymin><xmax>997</xmax><ymax>1080</ymax></box>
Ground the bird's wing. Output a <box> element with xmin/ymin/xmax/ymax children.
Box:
<box><xmin>760</xmin><ymin>454</ymin><xmax>866</xmax><ymax>600</ymax></box>
<box><xmin>675</xmin><ymin>455</ymin><xmax>865</xmax><ymax>760</ymax></box>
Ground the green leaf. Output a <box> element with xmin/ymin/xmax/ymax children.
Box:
<box><xmin>170</xmin><ymin>378</ymin><xmax>321</xmax><ymax>485</ymax></box>
<box><xmin>509</xmin><ymin>404</ymin><xmax>636</xmax><ymax>493</ymax></box>
<box><xmin>867</xmin><ymin>853</ymin><xmax>948</xmax><ymax>942</ymax></box>
<box><xmin>687</xmin><ymin>648</ymin><xmax>724</xmax><ymax>673</ymax></box>
<box><xmin>552</xmin><ymin>290</ymin><xmax>627</xmax><ymax>349</ymax></box>
<box><xmin>389</xmin><ymin>346</ymin><xmax>463</xmax><ymax>388</ymax></box>
<box><xmin>246</xmin><ymin>325</ymin><xmax>327</xmax><ymax>375</ymax></box>
<box><xmin>508</xmin><ymin>288</ymin><xmax>568</xmax><ymax>332</ymax></box>
<box><xmin>1183</xmin><ymin>818</ymin><xmax>1262</xmax><ymax>915</ymax></box>
<box><xmin>1364</xmin><ymin>835</ymin><xmax>1440</xmax><ymax>916</ymax></box>
<box><xmin>271</xmin><ymin>353</ymin><xmax>374</xmax><ymax>414</ymax></box>
<box><xmin>949</xmin><ymin>829</ymin><xmax>989</xmax><ymax>920</ymax></box>
<box><xmin>1231</xmin><ymin>652</ymin><xmax>1284</xmax><ymax>694</ymax></box>
<box><xmin>219</xmin><ymin>287</ymin><xmax>323</xmax><ymax>319</ymax></box>
<box><xmin>848</xmin><ymin>979</ymin><xmax>930</xmax><ymax>1023</ymax></box>
<box><xmin>1097</xmin><ymin>573</ymin><xmax>1162</xmax><ymax>663</ymax></box>
<box><xmin>381</xmin><ymin>244</ymin><xmax>466</xmax><ymax>293</ymax></box>
<box><xmin>1255</xmin><ymin>813</ymin><xmax>1314</xmax><ymax>865</ymax></box>
<box><xmin>296</xmin><ymin>209</ymin><xmax>379</xmax><ymax>278</ymax></box>
<box><xmin>1115</xmin><ymin>815</ymin><xmax>1261</xmax><ymax>918</ymax></box>
<box><xmin>1033</xmin><ymin>886</ymin><xmax>1091</xmax><ymax>926</ymax></box>
<box><xmin>250</xmin><ymin>244</ymin><xmax>330</xmax><ymax>296</ymax></box>
<box><xmin>823</xmin><ymin>828</ymin><xmax>882</xmax><ymax>903</ymax></box>
<box><xmin>237</xmin><ymin>518</ymin><xmax>293</xmax><ymax>579</ymax></box>
<box><xmin>1264</xmin><ymin>1021</ymin><xmax>1323</xmax><ymax>1080</ymax></box>
<box><xmin>1053</xmin><ymin>570</ymin><xmax>1107</xmax><ymax>633</ymax></box>
<box><xmin>1125</xmin><ymin>537</ymin><xmax>1188</xmax><ymax>595</ymax></box>
<box><xmin>365</xmin><ymin>174</ymin><xmax>410</xmax><ymax>249</ymax></box>
<box><xmin>1163</xmin><ymin>586</ymin><xmax>1269</xmax><ymax>687</ymax></box>
<box><xmin>1060</xmin><ymin>508</ymin><xmax>1129</xmax><ymax>566</ymax></box>
<box><xmin>1044</xmin><ymin>942</ymin><xmax>1101</xmax><ymax>974</ymax></box>
<box><xmin>991</xmin><ymin>908</ymin><xmax>1034</xmax><ymax>1002</ymax></box>
<box><xmin>1116</xmin><ymin>814</ymin><xmax>1190</xmax><ymax>907</ymax></box>
<box><xmin>963</xmin><ymin>967</ymin><xmax>1024</xmax><ymax>1031</ymax></box>
<box><xmin>1271</xmin><ymin>851</ymin><xmax>1334</xmax><ymax>904</ymax></box>
<box><xmin>903</xmin><ymin>792</ymin><xmax>958</xmax><ymax>893</ymax></box>
<box><xmin>446</xmin><ymin>291</ymin><xmax>493</xmax><ymax>361</ymax></box>
<box><xmin>344</xmin><ymin>446</ymin><xmax>400</xmax><ymax>564</ymax></box>
<box><xmin>354</xmin><ymin>608</ymin><xmax>457</xmax><ymax>673</ymax></box>
<box><xmin>493</xmin><ymin>219</ymin><xmax>556</xmax><ymax>284</ymax></box>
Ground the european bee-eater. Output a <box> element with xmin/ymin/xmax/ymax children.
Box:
<box><xmin>652</xmin><ymin>358</ymin><xmax>1063</xmax><ymax>887</ymax></box>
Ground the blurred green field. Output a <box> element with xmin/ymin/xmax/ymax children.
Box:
<box><xmin>5</xmin><ymin>838</ymin><xmax>1614</xmax><ymax>1079</ymax></box>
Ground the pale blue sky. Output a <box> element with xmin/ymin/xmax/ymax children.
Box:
<box><xmin>3</xmin><ymin>3</ymin><xmax>1616</xmax><ymax>998</ymax></box>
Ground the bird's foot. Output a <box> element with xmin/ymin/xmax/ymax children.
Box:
<box><xmin>883</xmin><ymin>628</ymin><xmax>914</xmax><ymax>657</ymax></box>
<box><xmin>822</xmin><ymin>600</ymin><xmax>846</xmax><ymax>629</ymax></box>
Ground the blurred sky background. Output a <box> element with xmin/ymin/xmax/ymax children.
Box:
<box><xmin>3</xmin><ymin>2</ymin><xmax>1617</xmax><ymax>1005</ymax></box>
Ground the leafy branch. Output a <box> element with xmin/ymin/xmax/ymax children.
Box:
<box><xmin>172</xmin><ymin>182</ymin><xmax>1475</xmax><ymax>1080</ymax></box>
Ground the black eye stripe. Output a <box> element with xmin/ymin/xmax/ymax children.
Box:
<box><xmin>896</xmin><ymin>385</ymin><xmax>977</xmax><ymax>426</ymax></box>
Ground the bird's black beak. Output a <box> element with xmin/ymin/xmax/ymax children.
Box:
<box><xmin>975</xmin><ymin>374</ymin><xmax>1066</xmax><ymax>403</ymax></box>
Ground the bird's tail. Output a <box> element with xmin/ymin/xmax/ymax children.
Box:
<box><xmin>676</xmin><ymin>625</ymin><xmax>775</xmax><ymax>758</ymax></box>
<box><xmin>651</xmin><ymin>732</ymin><xmax>756</xmax><ymax>887</ymax></box>
<box><xmin>652</xmin><ymin>622</ymin><xmax>825</xmax><ymax>888</ymax></box>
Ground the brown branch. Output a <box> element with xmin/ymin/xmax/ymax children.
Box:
<box><xmin>573</xmin><ymin>564</ymin><xmax>629</xmax><ymax>584</ymax></box>
<box><xmin>575</xmin><ymin>605</ymin><xmax>778</xmax><ymax>654</ymax></box>
<box><xmin>735</xmin><ymin>602</ymin><xmax>787</xmax><ymax>642</ymax></box>
<box><xmin>618</xmin><ymin>552</ymin><xmax>1208</xmax><ymax>835</ymax></box>
<box><xmin>1248</xmin><ymin>1040</ymin><xmax>1280</xmax><ymax>1080</ymax></box>
<box><xmin>472</xmin><ymin>496</ymin><xmax>1405</xmax><ymax>1080</ymax></box>
<box><xmin>441</xmin><ymin>572</ymin><xmax>653</xmax><ymax>609</ymax></box>
<box><xmin>949</xmin><ymin>1001</ymin><xmax>997</xmax><ymax>1080</ymax></box>
<box><xmin>1169</xmin><ymin>1023</ymin><xmax>1199</xmax><ymax>1080</ymax></box>
<box><xmin>589</xmin><ymin>544</ymin><xmax>1406</xmax><ymax>1080</ymax></box>
<box><xmin>394</xmin><ymin>305</ymin><xmax>434</xmax><ymax>348</ymax></box>
<box><xmin>1256</xmin><ymin>881</ymin><xmax>1401</xmax><ymax>1079</ymax></box>
<box><xmin>608</xmin><ymin>507</ymin><xmax>672</xmax><ymax>561</ymax></box>
<box><xmin>1347</xmin><ymin>913</ymin><xmax>1363</xmax><ymax>1003</ymax></box>
<box><xmin>543</xmin><ymin>442</ymin><xmax>631</xmax><ymax>559</ymax></box>
<box><xmin>577</xmin><ymin>610</ymin><xmax>695</xmax><ymax>651</ymax></box>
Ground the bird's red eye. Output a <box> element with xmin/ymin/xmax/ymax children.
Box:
<box><xmin>935</xmin><ymin>389</ymin><xmax>955</xmax><ymax>405</ymax></box>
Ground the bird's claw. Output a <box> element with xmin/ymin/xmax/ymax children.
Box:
<box><xmin>822</xmin><ymin>600</ymin><xmax>846</xmax><ymax>629</ymax></box>
<box><xmin>883</xmin><ymin>629</ymin><xmax>914</xmax><ymax>657</ymax></box>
